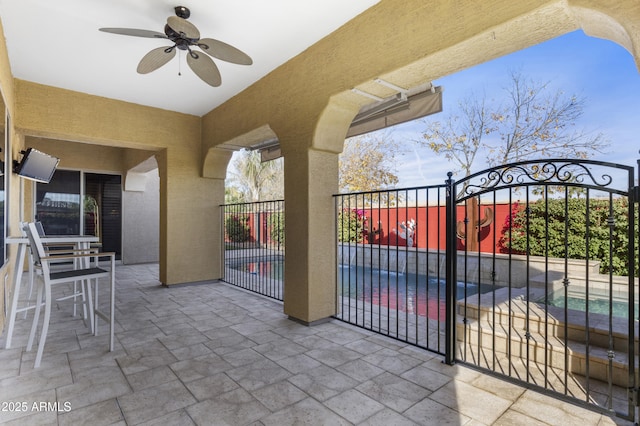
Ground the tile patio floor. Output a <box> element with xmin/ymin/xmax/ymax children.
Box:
<box><xmin>0</xmin><ymin>263</ymin><xmax>633</xmax><ymax>425</ymax></box>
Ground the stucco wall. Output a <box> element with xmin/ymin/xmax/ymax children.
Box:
<box><xmin>122</xmin><ymin>169</ymin><xmax>160</xmax><ymax>264</ymax></box>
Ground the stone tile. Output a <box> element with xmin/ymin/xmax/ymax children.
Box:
<box><xmin>365</xmin><ymin>334</ymin><xmax>408</xmax><ymax>351</ymax></box>
<box><xmin>343</xmin><ymin>338</ymin><xmax>386</xmax><ymax>355</ymax></box>
<box><xmin>400</xmin><ymin>365</ymin><xmax>451</xmax><ymax>391</ymax></box>
<box><xmin>404</xmin><ymin>398</ymin><xmax>471</xmax><ymax>425</ymax></box>
<box><xmin>509</xmin><ymin>389</ymin><xmax>608</xmax><ymax>426</ymax></box>
<box><xmin>247</xmin><ymin>330</ymin><xmax>283</xmax><ymax>345</ymax></box>
<box><xmin>118</xmin><ymin>380</ymin><xmax>196</xmax><ymax>425</ymax></box>
<box><xmin>251</xmin><ymin>381</ymin><xmax>308</xmax><ymax>411</ymax></box>
<box><xmin>493</xmin><ymin>410</ymin><xmax>548</xmax><ymax>426</ymax></box>
<box><xmin>288</xmin><ymin>365</ymin><xmax>358</xmax><ymax>401</ymax></box>
<box><xmin>356</xmin><ymin>372</ymin><xmax>431</xmax><ymax>412</ymax></box>
<box><xmin>67</xmin><ymin>346</ymin><xmax>127</xmax><ymax>369</ymax></box>
<box><xmin>187</xmin><ymin>388</ymin><xmax>270</xmax><ymax>425</ymax></box>
<box><xmin>170</xmin><ymin>353</ymin><xmax>233</xmax><ymax>383</ymax></box>
<box><xmin>126</xmin><ymin>365</ymin><xmax>179</xmax><ymax>392</ymax></box>
<box><xmin>358</xmin><ymin>408</ymin><xmax>419</xmax><ymax>426</ymax></box>
<box><xmin>220</xmin><ymin>347</ymin><xmax>268</xmax><ymax>367</ymax></box>
<box><xmin>231</xmin><ymin>321</ymin><xmax>275</xmax><ymax>336</ymax></box>
<box><xmin>157</xmin><ymin>328</ymin><xmax>208</xmax><ymax>349</ymax></box>
<box><xmin>324</xmin><ymin>389</ymin><xmax>385</xmax><ymax>423</ymax></box>
<box><xmin>58</xmin><ymin>399</ymin><xmax>123</xmax><ymax>426</ymax></box>
<box><xmin>274</xmin><ymin>353</ymin><xmax>323</xmax><ymax>374</ymax></box>
<box><xmin>421</xmin><ymin>357</ymin><xmax>482</xmax><ymax>383</ymax></box>
<box><xmin>0</xmin><ymin>348</ymin><xmax>23</xmax><ymax>379</ymax></box>
<box><xmin>336</xmin><ymin>359</ymin><xmax>385</xmax><ymax>383</ymax></box>
<box><xmin>429</xmin><ymin>379</ymin><xmax>511</xmax><ymax>425</ymax></box>
<box><xmin>226</xmin><ymin>358</ymin><xmax>292</xmax><ymax>391</ymax></box>
<box><xmin>116</xmin><ymin>324</ymin><xmax>165</xmax><ymax>349</ymax></box>
<box><xmin>56</xmin><ymin>363</ymin><xmax>131</xmax><ymax>410</ymax></box>
<box><xmin>294</xmin><ymin>335</ymin><xmax>336</xmax><ymax>350</ymax></box>
<box><xmin>316</xmin><ymin>326</ymin><xmax>371</xmax><ymax>345</ymax></box>
<box><xmin>260</xmin><ymin>398</ymin><xmax>350</xmax><ymax>426</ymax></box>
<box><xmin>116</xmin><ymin>340</ymin><xmax>178</xmax><ymax>375</ymax></box>
<box><xmin>1</xmin><ymin>264</ymin><xmax>635</xmax><ymax>426</ymax></box>
<box><xmin>0</xmin><ymin>388</ymin><xmax>57</xmax><ymax>424</ymax></box>
<box><xmin>3</xmin><ymin>410</ymin><xmax>57</xmax><ymax>425</ymax></box>
<box><xmin>136</xmin><ymin>409</ymin><xmax>195</xmax><ymax>426</ymax></box>
<box><xmin>185</xmin><ymin>373</ymin><xmax>240</xmax><ymax>401</ymax></box>
<box><xmin>168</xmin><ymin>342</ymin><xmax>212</xmax><ymax>361</ymax></box>
<box><xmin>0</xmin><ymin>356</ymin><xmax>73</xmax><ymax>399</ymax></box>
<box><xmin>306</xmin><ymin>342</ymin><xmax>363</xmax><ymax>368</ymax></box>
<box><xmin>362</xmin><ymin>348</ymin><xmax>423</xmax><ymax>375</ymax></box>
<box><xmin>470</xmin><ymin>372</ymin><xmax>527</xmax><ymax>402</ymax></box>
<box><xmin>399</xmin><ymin>345</ymin><xmax>439</xmax><ymax>362</ymax></box>
<box><xmin>252</xmin><ymin>339</ymin><xmax>308</xmax><ymax>361</ymax></box>
<box><xmin>203</xmin><ymin>327</ymin><xmax>254</xmax><ymax>350</ymax></box>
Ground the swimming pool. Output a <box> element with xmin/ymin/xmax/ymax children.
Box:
<box><xmin>338</xmin><ymin>264</ymin><xmax>497</xmax><ymax>320</ymax></box>
<box><xmin>227</xmin><ymin>257</ymin><xmax>284</xmax><ymax>280</ymax></box>
<box><xmin>543</xmin><ymin>288</ymin><xmax>638</xmax><ymax>320</ymax></box>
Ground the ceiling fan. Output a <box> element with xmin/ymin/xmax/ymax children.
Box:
<box><xmin>99</xmin><ymin>6</ymin><xmax>252</xmax><ymax>87</ymax></box>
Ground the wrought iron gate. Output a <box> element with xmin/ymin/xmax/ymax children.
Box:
<box><xmin>449</xmin><ymin>159</ymin><xmax>638</xmax><ymax>421</ymax></box>
<box><xmin>333</xmin><ymin>158</ymin><xmax>639</xmax><ymax>421</ymax></box>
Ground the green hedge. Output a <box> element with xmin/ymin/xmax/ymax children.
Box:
<box><xmin>225</xmin><ymin>215</ymin><xmax>251</xmax><ymax>243</ymax></box>
<box><xmin>498</xmin><ymin>197</ymin><xmax>639</xmax><ymax>276</ymax></box>
<box><xmin>338</xmin><ymin>209</ymin><xmax>365</xmax><ymax>243</ymax></box>
<box><xmin>268</xmin><ymin>212</ymin><xmax>285</xmax><ymax>247</ymax></box>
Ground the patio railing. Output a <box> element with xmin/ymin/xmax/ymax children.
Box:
<box><xmin>333</xmin><ymin>159</ymin><xmax>640</xmax><ymax>423</ymax></box>
<box><xmin>221</xmin><ymin>200</ymin><xmax>284</xmax><ymax>301</ymax></box>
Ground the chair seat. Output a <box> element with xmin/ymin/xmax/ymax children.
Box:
<box><xmin>50</xmin><ymin>267</ymin><xmax>109</xmax><ymax>281</ymax></box>
<box><xmin>23</xmin><ymin>222</ymin><xmax>117</xmax><ymax>368</ymax></box>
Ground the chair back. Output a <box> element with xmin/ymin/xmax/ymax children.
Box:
<box><xmin>35</xmin><ymin>221</ymin><xmax>46</xmax><ymax>237</ymax></box>
<box><xmin>24</xmin><ymin>222</ymin><xmax>47</xmax><ymax>269</ymax></box>
<box><xmin>19</xmin><ymin>221</ymin><xmax>29</xmax><ymax>237</ymax></box>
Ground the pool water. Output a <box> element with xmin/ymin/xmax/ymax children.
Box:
<box><xmin>544</xmin><ymin>289</ymin><xmax>638</xmax><ymax>320</ymax></box>
<box><xmin>228</xmin><ymin>258</ymin><xmax>284</xmax><ymax>280</ymax></box>
<box><xmin>338</xmin><ymin>265</ymin><xmax>497</xmax><ymax>320</ymax></box>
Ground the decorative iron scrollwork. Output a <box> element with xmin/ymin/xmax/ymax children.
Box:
<box><xmin>458</xmin><ymin>160</ymin><xmax>615</xmax><ymax>198</ymax></box>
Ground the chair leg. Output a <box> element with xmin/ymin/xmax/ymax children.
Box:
<box><xmin>23</xmin><ymin>252</ymin><xmax>35</xmax><ymax>320</ymax></box>
<box><xmin>34</xmin><ymin>282</ymin><xmax>52</xmax><ymax>368</ymax></box>
<box><xmin>83</xmin><ymin>279</ymin><xmax>95</xmax><ymax>334</ymax></box>
<box><xmin>94</xmin><ymin>278</ymin><xmax>99</xmax><ymax>337</ymax></box>
<box><xmin>26</xmin><ymin>279</ymin><xmax>43</xmax><ymax>352</ymax></box>
<box><xmin>72</xmin><ymin>281</ymin><xmax>78</xmax><ymax>317</ymax></box>
<box><xmin>109</xmin><ymin>265</ymin><xmax>115</xmax><ymax>351</ymax></box>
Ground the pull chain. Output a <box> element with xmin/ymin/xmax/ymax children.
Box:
<box><xmin>178</xmin><ymin>50</ymin><xmax>182</xmax><ymax>76</ymax></box>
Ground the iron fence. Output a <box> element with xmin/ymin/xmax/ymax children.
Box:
<box><xmin>221</xmin><ymin>200</ymin><xmax>284</xmax><ymax>301</ymax></box>
<box><xmin>334</xmin><ymin>186</ymin><xmax>449</xmax><ymax>355</ymax></box>
<box><xmin>333</xmin><ymin>158</ymin><xmax>640</xmax><ymax>422</ymax></box>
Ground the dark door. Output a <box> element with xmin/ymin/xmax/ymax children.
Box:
<box><xmin>84</xmin><ymin>173</ymin><xmax>122</xmax><ymax>259</ymax></box>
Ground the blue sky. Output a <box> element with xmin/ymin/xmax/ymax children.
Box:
<box><xmin>390</xmin><ymin>30</ymin><xmax>640</xmax><ymax>188</ymax></box>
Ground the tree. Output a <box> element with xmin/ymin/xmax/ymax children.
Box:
<box><xmin>420</xmin><ymin>70</ymin><xmax>609</xmax><ymax>180</ymax></box>
<box><xmin>226</xmin><ymin>150</ymin><xmax>284</xmax><ymax>202</ymax></box>
<box><xmin>339</xmin><ymin>132</ymin><xmax>401</xmax><ymax>193</ymax></box>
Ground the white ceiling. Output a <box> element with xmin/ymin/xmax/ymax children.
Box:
<box><xmin>0</xmin><ymin>0</ymin><xmax>380</xmax><ymax>116</ymax></box>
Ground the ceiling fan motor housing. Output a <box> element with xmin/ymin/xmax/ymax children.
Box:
<box><xmin>164</xmin><ymin>24</ymin><xmax>199</xmax><ymax>48</ymax></box>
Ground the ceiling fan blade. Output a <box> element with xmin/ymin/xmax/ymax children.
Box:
<box><xmin>167</xmin><ymin>16</ymin><xmax>200</xmax><ymax>39</ymax></box>
<box><xmin>137</xmin><ymin>46</ymin><xmax>176</xmax><ymax>74</ymax></box>
<box><xmin>186</xmin><ymin>51</ymin><xmax>221</xmax><ymax>87</ymax></box>
<box><xmin>198</xmin><ymin>38</ymin><xmax>253</xmax><ymax>65</ymax></box>
<box><xmin>99</xmin><ymin>27</ymin><xmax>167</xmax><ymax>39</ymax></box>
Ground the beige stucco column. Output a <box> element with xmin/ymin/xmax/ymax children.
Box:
<box><xmin>157</xmin><ymin>147</ymin><xmax>229</xmax><ymax>285</ymax></box>
<box><xmin>282</xmin><ymin>146</ymin><xmax>340</xmax><ymax>324</ymax></box>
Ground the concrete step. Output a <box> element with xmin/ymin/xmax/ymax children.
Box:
<box><xmin>456</xmin><ymin>318</ymin><xmax>636</xmax><ymax>387</ymax></box>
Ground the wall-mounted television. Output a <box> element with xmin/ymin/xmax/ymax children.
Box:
<box><xmin>13</xmin><ymin>148</ymin><xmax>60</xmax><ymax>183</ymax></box>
